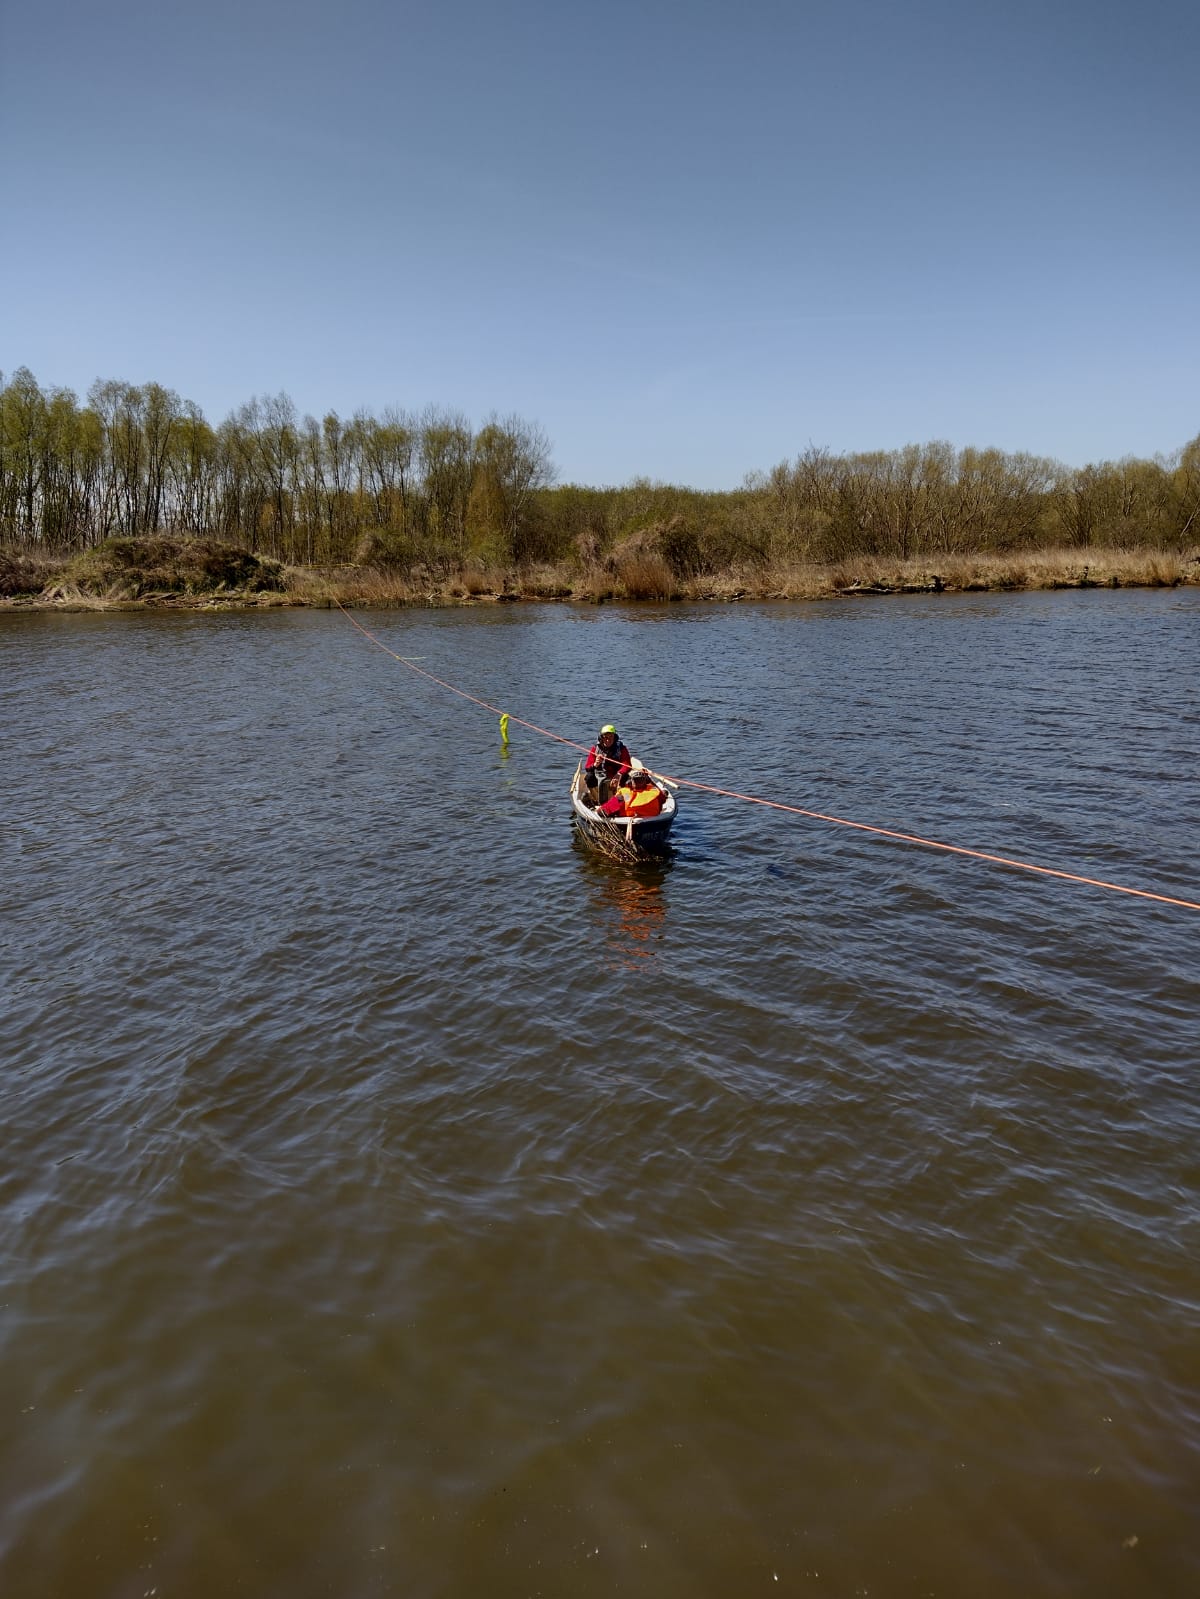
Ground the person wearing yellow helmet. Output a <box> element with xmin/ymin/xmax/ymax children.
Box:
<box><xmin>583</xmin><ymin>723</ymin><xmax>632</xmax><ymax>803</ymax></box>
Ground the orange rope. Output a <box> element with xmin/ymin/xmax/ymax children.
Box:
<box><xmin>335</xmin><ymin>602</ymin><xmax>589</xmax><ymax>753</ymax></box>
<box><xmin>335</xmin><ymin>600</ymin><xmax>1200</xmax><ymax>913</ymax></box>
<box><xmin>658</xmin><ymin>780</ymin><xmax>1200</xmax><ymax>911</ymax></box>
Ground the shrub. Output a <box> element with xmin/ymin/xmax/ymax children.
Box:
<box><xmin>64</xmin><ymin>536</ymin><xmax>284</xmax><ymax>597</ymax></box>
<box><xmin>656</xmin><ymin>516</ymin><xmax>705</xmax><ymax>577</ymax></box>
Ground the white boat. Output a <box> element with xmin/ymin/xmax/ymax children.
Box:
<box><xmin>569</xmin><ymin>760</ymin><xmax>677</xmax><ymax>857</ymax></box>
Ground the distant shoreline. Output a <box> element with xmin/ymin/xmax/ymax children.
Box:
<box><xmin>2</xmin><ymin>538</ymin><xmax>1197</xmax><ymax>613</ymax></box>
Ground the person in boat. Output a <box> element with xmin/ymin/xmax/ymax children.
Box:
<box><xmin>583</xmin><ymin>724</ymin><xmax>632</xmax><ymax>802</ymax></box>
<box><xmin>599</xmin><ymin>765</ymin><xmax>665</xmax><ymax>819</ymax></box>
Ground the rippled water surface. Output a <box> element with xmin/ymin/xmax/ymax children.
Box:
<box><xmin>3</xmin><ymin>593</ymin><xmax>1199</xmax><ymax>1598</ymax></box>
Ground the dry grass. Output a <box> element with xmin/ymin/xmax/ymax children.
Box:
<box><xmin>615</xmin><ymin>554</ymin><xmax>677</xmax><ymax>601</ymax></box>
<box><xmin>1116</xmin><ymin>549</ymin><xmax>1189</xmax><ymax>586</ymax></box>
<box><xmin>0</xmin><ymin>546</ymin><xmax>68</xmax><ymax>597</ymax></box>
<box><xmin>316</xmin><ymin>566</ymin><xmax>422</xmax><ymax>606</ymax></box>
<box><xmin>931</xmin><ymin>554</ymin><xmax>1023</xmax><ymax>591</ymax></box>
<box><xmin>63</xmin><ymin>537</ymin><xmax>285</xmax><ymax>599</ymax></box>
<box><xmin>280</xmin><ymin>565</ymin><xmax>339</xmax><ymax>603</ymax></box>
<box><xmin>305</xmin><ymin>544</ymin><xmax>1197</xmax><ymax>607</ymax></box>
<box><xmin>4</xmin><ymin>539</ymin><xmax>1197</xmax><ymax>611</ymax></box>
<box><xmin>772</xmin><ymin>546</ymin><xmax>1197</xmax><ymax>600</ymax></box>
<box><xmin>516</xmin><ymin>565</ymin><xmax>574</xmax><ymax>599</ymax></box>
<box><xmin>461</xmin><ymin>564</ymin><xmax>508</xmax><ymax>596</ymax></box>
<box><xmin>570</xmin><ymin>568</ymin><xmax>621</xmax><ymax>604</ymax></box>
<box><xmin>822</xmin><ymin>555</ymin><xmax>953</xmax><ymax>594</ymax></box>
<box><xmin>35</xmin><ymin>581</ymin><xmax>113</xmax><ymax>610</ymax></box>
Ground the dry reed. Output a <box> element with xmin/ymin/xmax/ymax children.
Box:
<box><xmin>5</xmin><ymin>539</ymin><xmax>1197</xmax><ymax>612</ymax></box>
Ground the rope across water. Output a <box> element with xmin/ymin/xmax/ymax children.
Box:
<box><xmin>335</xmin><ymin>601</ymin><xmax>1200</xmax><ymax>914</ymax></box>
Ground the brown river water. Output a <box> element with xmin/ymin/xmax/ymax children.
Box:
<box><xmin>2</xmin><ymin>592</ymin><xmax>1198</xmax><ymax>1598</ymax></box>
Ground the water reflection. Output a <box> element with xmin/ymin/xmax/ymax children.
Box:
<box><xmin>574</xmin><ymin>843</ymin><xmax>673</xmax><ymax>969</ymax></box>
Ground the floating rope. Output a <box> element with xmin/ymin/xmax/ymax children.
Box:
<box><xmin>334</xmin><ymin>601</ymin><xmax>1200</xmax><ymax>913</ymax></box>
<box><xmin>335</xmin><ymin>601</ymin><xmax>587</xmax><ymax>752</ymax></box>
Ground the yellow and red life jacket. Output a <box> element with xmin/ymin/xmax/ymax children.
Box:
<box><xmin>617</xmin><ymin>782</ymin><xmax>663</xmax><ymax>818</ymax></box>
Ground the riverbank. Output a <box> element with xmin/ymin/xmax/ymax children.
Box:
<box><xmin>2</xmin><ymin>537</ymin><xmax>1197</xmax><ymax>611</ymax></box>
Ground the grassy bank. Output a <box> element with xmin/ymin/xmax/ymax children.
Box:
<box><xmin>2</xmin><ymin>537</ymin><xmax>1198</xmax><ymax>612</ymax></box>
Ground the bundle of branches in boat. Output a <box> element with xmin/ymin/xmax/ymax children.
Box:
<box><xmin>583</xmin><ymin>814</ymin><xmax>647</xmax><ymax>865</ymax></box>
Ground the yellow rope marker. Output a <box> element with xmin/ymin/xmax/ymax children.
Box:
<box><xmin>499</xmin><ymin>713</ymin><xmax>510</xmax><ymax>745</ymax></box>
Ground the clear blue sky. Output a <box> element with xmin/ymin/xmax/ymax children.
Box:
<box><xmin>3</xmin><ymin>0</ymin><xmax>1197</xmax><ymax>489</ymax></box>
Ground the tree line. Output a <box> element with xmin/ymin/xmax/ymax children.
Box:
<box><xmin>0</xmin><ymin>368</ymin><xmax>554</xmax><ymax>571</ymax></box>
<box><xmin>2</xmin><ymin>367</ymin><xmax>1197</xmax><ymax>575</ymax></box>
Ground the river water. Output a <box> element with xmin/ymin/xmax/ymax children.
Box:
<box><xmin>2</xmin><ymin>591</ymin><xmax>1198</xmax><ymax>1598</ymax></box>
